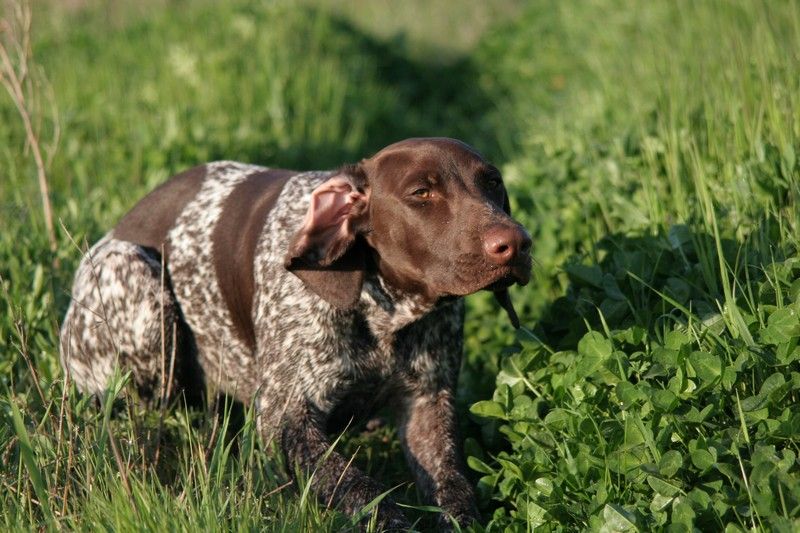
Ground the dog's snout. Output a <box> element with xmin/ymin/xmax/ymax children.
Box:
<box><xmin>482</xmin><ymin>225</ymin><xmax>532</xmax><ymax>265</ymax></box>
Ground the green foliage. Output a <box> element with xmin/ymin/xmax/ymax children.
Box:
<box><xmin>2</xmin><ymin>0</ymin><xmax>800</xmax><ymax>530</ymax></box>
<box><xmin>470</xmin><ymin>248</ymin><xmax>800</xmax><ymax>531</ymax></box>
<box><xmin>464</xmin><ymin>0</ymin><xmax>800</xmax><ymax>531</ymax></box>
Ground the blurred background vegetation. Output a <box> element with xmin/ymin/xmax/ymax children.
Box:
<box><xmin>1</xmin><ymin>0</ymin><xmax>799</xmax><ymax>530</ymax></box>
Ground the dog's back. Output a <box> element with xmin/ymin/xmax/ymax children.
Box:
<box><xmin>61</xmin><ymin>162</ymin><xmax>326</xmax><ymax>400</ymax></box>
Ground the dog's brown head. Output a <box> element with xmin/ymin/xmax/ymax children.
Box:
<box><xmin>286</xmin><ymin>137</ymin><xmax>532</xmax><ymax>327</ymax></box>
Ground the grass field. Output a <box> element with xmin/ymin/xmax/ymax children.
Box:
<box><xmin>2</xmin><ymin>0</ymin><xmax>800</xmax><ymax>530</ymax></box>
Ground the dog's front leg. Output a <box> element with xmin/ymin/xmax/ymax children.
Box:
<box><xmin>399</xmin><ymin>389</ymin><xmax>480</xmax><ymax>529</ymax></box>
<box><xmin>274</xmin><ymin>400</ymin><xmax>410</xmax><ymax>530</ymax></box>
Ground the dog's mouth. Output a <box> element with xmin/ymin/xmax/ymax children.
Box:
<box><xmin>481</xmin><ymin>259</ymin><xmax>532</xmax><ymax>291</ymax></box>
<box><xmin>483</xmin><ymin>276</ymin><xmax>516</xmax><ymax>291</ymax></box>
<box><xmin>444</xmin><ymin>256</ymin><xmax>532</xmax><ymax>296</ymax></box>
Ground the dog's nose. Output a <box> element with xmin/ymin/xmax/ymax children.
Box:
<box><xmin>482</xmin><ymin>225</ymin><xmax>532</xmax><ymax>265</ymax></box>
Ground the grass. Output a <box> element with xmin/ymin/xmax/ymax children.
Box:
<box><xmin>1</xmin><ymin>0</ymin><xmax>799</xmax><ymax>530</ymax></box>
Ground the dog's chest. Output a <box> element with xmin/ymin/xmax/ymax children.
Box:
<box><xmin>285</xmin><ymin>292</ymin><xmax>461</xmax><ymax>414</ymax></box>
<box><xmin>252</xmin><ymin>283</ymin><xmax>429</xmax><ymax>412</ymax></box>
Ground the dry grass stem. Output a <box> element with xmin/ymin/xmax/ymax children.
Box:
<box><xmin>0</xmin><ymin>0</ymin><xmax>58</xmax><ymax>258</ymax></box>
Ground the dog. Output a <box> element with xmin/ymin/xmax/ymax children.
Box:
<box><xmin>59</xmin><ymin>137</ymin><xmax>532</xmax><ymax>529</ymax></box>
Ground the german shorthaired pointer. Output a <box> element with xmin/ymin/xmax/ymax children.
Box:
<box><xmin>59</xmin><ymin>137</ymin><xmax>532</xmax><ymax>529</ymax></box>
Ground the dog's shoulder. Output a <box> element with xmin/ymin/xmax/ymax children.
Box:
<box><xmin>211</xmin><ymin>165</ymin><xmax>309</xmax><ymax>349</ymax></box>
<box><xmin>112</xmin><ymin>162</ymin><xmax>321</xmax><ymax>363</ymax></box>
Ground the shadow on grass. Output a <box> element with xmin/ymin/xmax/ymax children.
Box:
<box><xmin>222</xmin><ymin>11</ymin><xmax>507</xmax><ymax>170</ymax></box>
<box><xmin>533</xmin><ymin>226</ymin><xmax>756</xmax><ymax>351</ymax></box>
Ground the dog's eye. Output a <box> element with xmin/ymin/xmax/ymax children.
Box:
<box><xmin>411</xmin><ymin>188</ymin><xmax>431</xmax><ymax>199</ymax></box>
<box><xmin>487</xmin><ymin>176</ymin><xmax>502</xmax><ymax>189</ymax></box>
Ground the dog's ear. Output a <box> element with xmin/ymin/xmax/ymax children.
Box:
<box><xmin>285</xmin><ymin>166</ymin><xmax>370</xmax><ymax>309</ymax></box>
<box><xmin>495</xmin><ymin>186</ymin><xmax>521</xmax><ymax>328</ymax></box>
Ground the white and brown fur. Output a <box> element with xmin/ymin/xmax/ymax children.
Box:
<box><xmin>60</xmin><ymin>138</ymin><xmax>532</xmax><ymax>529</ymax></box>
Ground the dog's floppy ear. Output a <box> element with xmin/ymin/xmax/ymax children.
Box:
<box><xmin>285</xmin><ymin>165</ymin><xmax>370</xmax><ymax>309</ymax></box>
<box><xmin>495</xmin><ymin>187</ymin><xmax>521</xmax><ymax>328</ymax></box>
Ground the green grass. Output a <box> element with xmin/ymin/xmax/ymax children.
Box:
<box><xmin>2</xmin><ymin>0</ymin><xmax>800</xmax><ymax>530</ymax></box>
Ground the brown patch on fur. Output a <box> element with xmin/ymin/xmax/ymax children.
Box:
<box><xmin>286</xmin><ymin>241</ymin><xmax>368</xmax><ymax>309</ymax></box>
<box><xmin>212</xmin><ymin>169</ymin><xmax>295</xmax><ymax>349</ymax></box>
<box><xmin>113</xmin><ymin>164</ymin><xmax>207</xmax><ymax>254</ymax></box>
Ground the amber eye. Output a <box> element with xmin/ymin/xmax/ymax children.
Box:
<box><xmin>411</xmin><ymin>188</ymin><xmax>431</xmax><ymax>199</ymax></box>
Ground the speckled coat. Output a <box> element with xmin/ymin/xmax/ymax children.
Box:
<box><xmin>60</xmin><ymin>138</ymin><xmax>533</xmax><ymax>530</ymax></box>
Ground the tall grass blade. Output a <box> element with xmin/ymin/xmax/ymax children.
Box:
<box><xmin>9</xmin><ymin>399</ymin><xmax>55</xmax><ymax>528</ymax></box>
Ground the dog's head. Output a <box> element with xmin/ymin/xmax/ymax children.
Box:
<box><xmin>285</xmin><ymin>137</ymin><xmax>532</xmax><ymax>327</ymax></box>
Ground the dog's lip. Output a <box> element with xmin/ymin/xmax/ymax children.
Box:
<box><xmin>477</xmin><ymin>258</ymin><xmax>533</xmax><ymax>292</ymax></box>
<box><xmin>438</xmin><ymin>255</ymin><xmax>532</xmax><ymax>296</ymax></box>
<box><xmin>486</xmin><ymin>267</ymin><xmax>530</xmax><ymax>289</ymax></box>
<box><xmin>483</xmin><ymin>277</ymin><xmax>516</xmax><ymax>291</ymax></box>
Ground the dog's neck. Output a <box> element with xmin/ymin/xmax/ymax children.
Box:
<box><xmin>360</xmin><ymin>272</ymin><xmax>444</xmax><ymax>335</ymax></box>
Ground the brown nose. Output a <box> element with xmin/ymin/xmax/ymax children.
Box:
<box><xmin>482</xmin><ymin>224</ymin><xmax>532</xmax><ymax>265</ymax></box>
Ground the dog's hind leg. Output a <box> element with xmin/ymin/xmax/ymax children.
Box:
<box><xmin>59</xmin><ymin>236</ymin><xmax>202</xmax><ymax>405</ymax></box>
